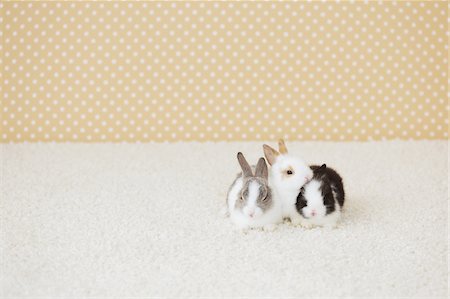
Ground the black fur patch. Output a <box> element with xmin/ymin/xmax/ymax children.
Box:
<box><xmin>296</xmin><ymin>164</ymin><xmax>345</xmax><ymax>216</ymax></box>
<box><xmin>310</xmin><ymin>164</ymin><xmax>345</xmax><ymax>208</ymax></box>
<box><xmin>296</xmin><ymin>188</ymin><xmax>307</xmax><ymax>211</ymax></box>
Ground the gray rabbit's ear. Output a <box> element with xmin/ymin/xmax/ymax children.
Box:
<box><xmin>237</xmin><ymin>152</ymin><xmax>253</xmax><ymax>177</ymax></box>
<box><xmin>255</xmin><ymin>157</ymin><xmax>268</xmax><ymax>180</ymax></box>
<box><xmin>263</xmin><ymin>144</ymin><xmax>279</xmax><ymax>166</ymax></box>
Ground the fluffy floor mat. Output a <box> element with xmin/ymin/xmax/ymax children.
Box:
<box><xmin>1</xmin><ymin>141</ymin><xmax>447</xmax><ymax>297</ymax></box>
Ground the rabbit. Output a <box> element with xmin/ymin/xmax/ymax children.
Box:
<box><xmin>296</xmin><ymin>164</ymin><xmax>345</xmax><ymax>229</ymax></box>
<box><xmin>226</xmin><ymin>152</ymin><xmax>283</xmax><ymax>231</ymax></box>
<box><xmin>263</xmin><ymin>139</ymin><xmax>313</xmax><ymax>226</ymax></box>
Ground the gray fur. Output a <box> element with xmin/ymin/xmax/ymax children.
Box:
<box><xmin>237</xmin><ymin>152</ymin><xmax>253</xmax><ymax>178</ymax></box>
<box><xmin>254</xmin><ymin>157</ymin><xmax>268</xmax><ymax>180</ymax></box>
<box><xmin>228</xmin><ymin>152</ymin><xmax>273</xmax><ymax>213</ymax></box>
<box><xmin>226</xmin><ymin>172</ymin><xmax>243</xmax><ymax>203</ymax></box>
<box><xmin>234</xmin><ymin>177</ymin><xmax>273</xmax><ymax>212</ymax></box>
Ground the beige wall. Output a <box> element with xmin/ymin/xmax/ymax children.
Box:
<box><xmin>1</xmin><ymin>1</ymin><xmax>448</xmax><ymax>142</ymax></box>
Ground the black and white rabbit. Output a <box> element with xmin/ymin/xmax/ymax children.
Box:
<box><xmin>296</xmin><ymin>164</ymin><xmax>345</xmax><ymax>228</ymax></box>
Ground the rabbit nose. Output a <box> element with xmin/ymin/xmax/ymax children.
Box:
<box><xmin>247</xmin><ymin>211</ymin><xmax>255</xmax><ymax>218</ymax></box>
<box><xmin>311</xmin><ymin>210</ymin><xmax>316</xmax><ymax>216</ymax></box>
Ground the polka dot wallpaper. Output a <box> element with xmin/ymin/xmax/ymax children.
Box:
<box><xmin>1</xmin><ymin>1</ymin><xmax>448</xmax><ymax>142</ymax></box>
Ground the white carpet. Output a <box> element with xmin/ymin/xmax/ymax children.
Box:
<box><xmin>1</xmin><ymin>141</ymin><xmax>448</xmax><ymax>298</ymax></box>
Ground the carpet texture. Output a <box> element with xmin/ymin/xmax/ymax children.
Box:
<box><xmin>1</xmin><ymin>141</ymin><xmax>448</xmax><ymax>298</ymax></box>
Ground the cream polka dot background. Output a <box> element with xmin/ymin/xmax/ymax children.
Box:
<box><xmin>1</xmin><ymin>1</ymin><xmax>448</xmax><ymax>142</ymax></box>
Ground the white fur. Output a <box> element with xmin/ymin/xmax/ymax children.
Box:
<box><xmin>268</xmin><ymin>154</ymin><xmax>313</xmax><ymax>224</ymax></box>
<box><xmin>227</xmin><ymin>176</ymin><xmax>283</xmax><ymax>231</ymax></box>
<box><xmin>299</xmin><ymin>179</ymin><xmax>341</xmax><ymax>229</ymax></box>
<box><xmin>242</xmin><ymin>181</ymin><xmax>263</xmax><ymax>218</ymax></box>
<box><xmin>227</xmin><ymin>177</ymin><xmax>243</xmax><ymax>213</ymax></box>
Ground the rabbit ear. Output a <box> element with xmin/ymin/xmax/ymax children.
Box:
<box><xmin>263</xmin><ymin>144</ymin><xmax>279</xmax><ymax>166</ymax></box>
<box><xmin>255</xmin><ymin>157</ymin><xmax>268</xmax><ymax>180</ymax></box>
<box><xmin>278</xmin><ymin>139</ymin><xmax>288</xmax><ymax>154</ymax></box>
<box><xmin>237</xmin><ymin>152</ymin><xmax>253</xmax><ymax>177</ymax></box>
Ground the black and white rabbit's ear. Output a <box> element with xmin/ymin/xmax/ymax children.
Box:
<box><xmin>255</xmin><ymin>157</ymin><xmax>268</xmax><ymax>180</ymax></box>
<box><xmin>320</xmin><ymin>164</ymin><xmax>327</xmax><ymax>170</ymax></box>
<box><xmin>263</xmin><ymin>144</ymin><xmax>279</xmax><ymax>166</ymax></box>
<box><xmin>237</xmin><ymin>152</ymin><xmax>253</xmax><ymax>177</ymax></box>
<box><xmin>278</xmin><ymin>139</ymin><xmax>288</xmax><ymax>154</ymax></box>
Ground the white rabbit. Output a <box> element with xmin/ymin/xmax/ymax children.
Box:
<box><xmin>226</xmin><ymin>152</ymin><xmax>283</xmax><ymax>231</ymax></box>
<box><xmin>263</xmin><ymin>139</ymin><xmax>313</xmax><ymax>226</ymax></box>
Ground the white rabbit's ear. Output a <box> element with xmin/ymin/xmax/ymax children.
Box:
<box><xmin>278</xmin><ymin>139</ymin><xmax>288</xmax><ymax>154</ymax></box>
<box><xmin>237</xmin><ymin>152</ymin><xmax>253</xmax><ymax>177</ymax></box>
<box><xmin>255</xmin><ymin>157</ymin><xmax>268</xmax><ymax>180</ymax></box>
<box><xmin>263</xmin><ymin>144</ymin><xmax>279</xmax><ymax>166</ymax></box>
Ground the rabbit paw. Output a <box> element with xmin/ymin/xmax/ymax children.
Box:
<box><xmin>290</xmin><ymin>218</ymin><xmax>303</xmax><ymax>226</ymax></box>
<box><xmin>300</xmin><ymin>220</ymin><xmax>314</xmax><ymax>229</ymax></box>
<box><xmin>324</xmin><ymin>223</ymin><xmax>338</xmax><ymax>230</ymax></box>
<box><xmin>263</xmin><ymin>224</ymin><xmax>277</xmax><ymax>232</ymax></box>
<box><xmin>220</xmin><ymin>206</ymin><xmax>229</xmax><ymax>218</ymax></box>
<box><xmin>233</xmin><ymin>224</ymin><xmax>249</xmax><ymax>233</ymax></box>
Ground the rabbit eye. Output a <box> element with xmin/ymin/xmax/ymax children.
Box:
<box><xmin>240</xmin><ymin>195</ymin><xmax>245</xmax><ymax>201</ymax></box>
<box><xmin>287</xmin><ymin>170</ymin><xmax>293</xmax><ymax>175</ymax></box>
